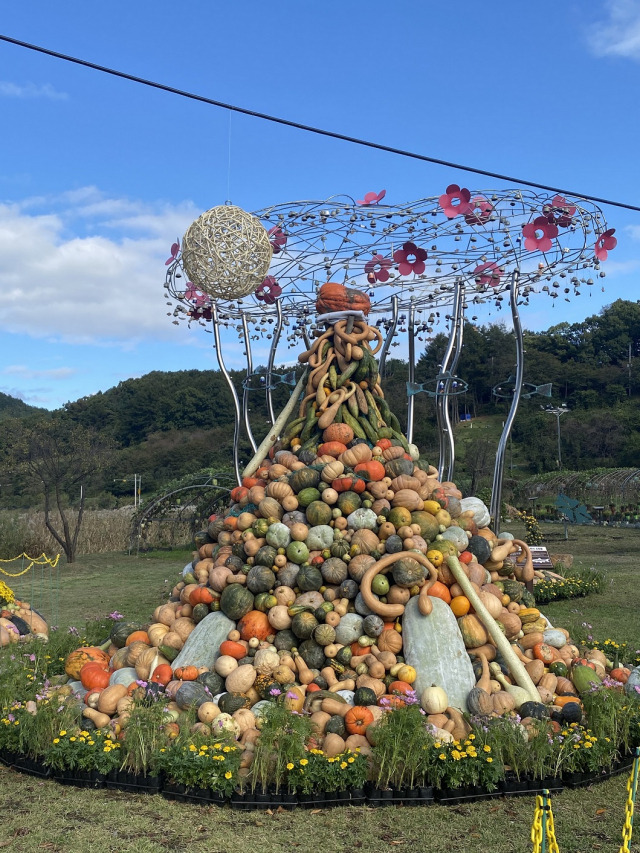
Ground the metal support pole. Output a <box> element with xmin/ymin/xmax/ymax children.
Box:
<box><xmin>241</xmin><ymin>313</ymin><xmax>258</xmax><ymax>454</ymax></box>
<box><xmin>437</xmin><ymin>282</ymin><xmax>463</xmax><ymax>480</ymax></box>
<box><xmin>444</xmin><ymin>282</ymin><xmax>465</xmax><ymax>482</ymax></box>
<box><xmin>265</xmin><ymin>299</ymin><xmax>284</xmax><ymax>426</ymax></box>
<box><xmin>211</xmin><ymin>303</ymin><xmax>243</xmax><ymax>486</ymax></box>
<box><xmin>378</xmin><ymin>294</ymin><xmax>399</xmax><ymax>380</ymax></box>
<box><xmin>490</xmin><ymin>271</ymin><xmax>522</xmax><ymax>526</ymax></box>
<box><xmin>406</xmin><ymin>302</ymin><xmax>416</xmax><ymax>444</ymax></box>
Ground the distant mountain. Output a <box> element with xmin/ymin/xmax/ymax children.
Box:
<box><xmin>0</xmin><ymin>391</ymin><xmax>46</xmax><ymax>420</ymax></box>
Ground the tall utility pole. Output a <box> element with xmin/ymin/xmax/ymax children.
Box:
<box><xmin>541</xmin><ymin>405</ymin><xmax>570</xmax><ymax>469</ymax></box>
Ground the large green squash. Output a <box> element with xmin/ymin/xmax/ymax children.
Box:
<box><xmin>197</xmin><ymin>670</ymin><xmax>224</xmax><ymax>695</ymax></box>
<box><xmin>297</xmin><ymin>487</ymin><xmax>321</xmax><ymax>507</ymax></box>
<box><xmin>305</xmin><ymin>500</ymin><xmax>333</xmax><ymax>527</ymax></box>
<box><xmin>109</xmin><ymin>621</ymin><xmax>139</xmax><ymax>649</ymax></box>
<box><xmin>296</xmin><ymin>564</ymin><xmax>323</xmax><ymax>592</ymax></box>
<box><xmin>391</xmin><ymin>557</ymin><xmax>426</xmax><ymax>588</ymax></box>
<box><xmin>254</xmin><ymin>545</ymin><xmax>277</xmax><ymax>568</ymax></box>
<box><xmin>220</xmin><ymin>583</ymin><xmax>254</xmax><ymax>620</ymax></box>
<box><xmin>410</xmin><ymin>511</ymin><xmax>440</xmax><ymax>542</ymax></box>
<box><xmin>175</xmin><ymin>681</ymin><xmax>209</xmax><ymax>710</ymax></box>
<box><xmin>246</xmin><ymin>565</ymin><xmax>276</xmax><ymax>594</ymax></box>
<box><xmin>337</xmin><ymin>490</ymin><xmax>361</xmax><ymax>516</ymax></box>
<box><xmin>291</xmin><ymin>611</ymin><xmax>318</xmax><ymax>640</ymax></box>
<box><xmin>289</xmin><ymin>467</ymin><xmax>321</xmax><ymax>493</ymax></box>
<box><xmin>384</xmin><ymin>457</ymin><xmax>414</xmax><ymax>478</ymax></box>
<box><xmin>298</xmin><ymin>638</ymin><xmax>326</xmax><ymax>669</ymax></box>
<box><xmin>217</xmin><ymin>692</ymin><xmax>251</xmax><ymax>714</ymax></box>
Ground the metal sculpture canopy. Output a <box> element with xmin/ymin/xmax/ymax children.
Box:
<box><xmin>164</xmin><ymin>187</ymin><xmax>612</xmax><ymax>345</ymax></box>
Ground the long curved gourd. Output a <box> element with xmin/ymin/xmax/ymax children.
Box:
<box><xmin>445</xmin><ymin>555</ymin><xmax>539</xmax><ymax>703</ymax></box>
<box><xmin>242</xmin><ymin>369</ymin><xmax>308</xmax><ymax>478</ymax></box>
<box><xmin>360</xmin><ymin>551</ymin><xmax>438</xmax><ymax>619</ymax></box>
<box><xmin>510</xmin><ymin>539</ymin><xmax>534</xmax><ymax>583</ymax></box>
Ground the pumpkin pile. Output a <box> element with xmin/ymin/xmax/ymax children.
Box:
<box><xmin>0</xmin><ymin>599</ymin><xmax>49</xmax><ymax>647</ymax></box>
<box><xmin>60</xmin><ymin>283</ymin><xmax>639</xmax><ymax>760</ymax></box>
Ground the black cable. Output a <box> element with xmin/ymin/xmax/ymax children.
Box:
<box><xmin>1</xmin><ymin>32</ymin><xmax>639</xmax><ymax>214</ymax></box>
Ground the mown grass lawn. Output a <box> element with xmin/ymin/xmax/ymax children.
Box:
<box><xmin>1</xmin><ymin>526</ymin><xmax>639</xmax><ymax>852</ymax></box>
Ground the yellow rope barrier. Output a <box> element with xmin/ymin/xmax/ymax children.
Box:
<box><xmin>620</xmin><ymin>750</ymin><xmax>640</xmax><ymax>853</ymax></box>
<box><xmin>0</xmin><ymin>553</ymin><xmax>60</xmax><ymax>577</ymax></box>
<box><xmin>531</xmin><ymin>790</ymin><xmax>560</xmax><ymax>853</ymax></box>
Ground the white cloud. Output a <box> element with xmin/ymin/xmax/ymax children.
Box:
<box><xmin>0</xmin><ymin>81</ymin><xmax>68</xmax><ymax>100</ymax></box>
<box><xmin>587</xmin><ymin>0</ymin><xmax>640</xmax><ymax>60</ymax></box>
<box><xmin>0</xmin><ymin>190</ymin><xmax>201</xmax><ymax>344</ymax></box>
<box><xmin>2</xmin><ymin>365</ymin><xmax>77</xmax><ymax>380</ymax></box>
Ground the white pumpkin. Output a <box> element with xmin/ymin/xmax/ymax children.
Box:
<box><xmin>459</xmin><ymin>497</ymin><xmax>491</xmax><ymax>529</ymax></box>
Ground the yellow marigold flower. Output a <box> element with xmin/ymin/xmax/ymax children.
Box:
<box><xmin>439</xmin><ymin>753</ymin><xmax>446</xmax><ymax>761</ymax></box>
<box><xmin>347</xmin><ymin>757</ymin><xmax>355</xmax><ymax>764</ymax></box>
<box><xmin>486</xmin><ymin>757</ymin><xmax>493</xmax><ymax>763</ymax></box>
<box><xmin>483</xmin><ymin>745</ymin><xmax>491</xmax><ymax>753</ymax></box>
<box><xmin>584</xmin><ymin>742</ymin><xmax>592</xmax><ymax>749</ymax></box>
<box><xmin>189</xmin><ymin>744</ymin><xmax>197</xmax><ymax>752</ymax></box>
<box><xmin>225</xmin><ymin>771</ymin><xmax>232</xmax><ymax>779</ymax></box>
<box><xmin>468</xmin><ymin>734</ymin><xmax>475</xmax><ymax>740</ymax></box>
<box><xmin>223</xmin><ymin>745</ymin><xmax>231</xmax><ymax>752</ymax></box>
<box><xmin>69</xmin><ymin>737</ymin><xmax>76</xmax><ymax>742</ymax></box>
<box><xmin>59</xmin><ymin>730</ymin><xmax>67</xmax><ymax>737</ymax></box>
<box><xmin>300</xmin><ymin>758</ymin><xmax>308</xmax><ymax>766</ymax></box>
<box><xmin>340</xmin><ymin>762</ymin><xmax>347</xmax><ymax>769</ymax></box>
<box><xmin>53</xmin><ymin>738</ymin><xmax>60</xmax><ymax>744</ymax></box>
<box><xmin>286</xmin><ymin>763</ymin><xmax>294</xmax><ymax>770</ymax></box>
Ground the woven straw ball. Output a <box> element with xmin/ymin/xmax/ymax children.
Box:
<box><xmin>181</xmin><ymin>205</ymin><xmax>273</xmax><ymax>300</ymax></box>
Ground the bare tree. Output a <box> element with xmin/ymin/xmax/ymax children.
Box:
<box><xmin>9</xmin><ymin>420</ymin><xmax>113</xmax><ymax>563</ymax></box>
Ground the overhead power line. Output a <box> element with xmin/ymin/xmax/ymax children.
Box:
<box><xmin>1</xmin><ymin>32</ymin><xmax>640</xmax><ymax>214</ymax></box>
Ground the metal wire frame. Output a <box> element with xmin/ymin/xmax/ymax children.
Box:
<box><xmin>164</xmin><ymin>189</ymin><xmax>609</xmax><ymax>344</ymax></box>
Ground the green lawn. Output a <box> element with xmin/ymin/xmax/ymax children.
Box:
<box><xmin>1</xmin><ymin>527</ymin><xmax>639</xmax><ymax>852</ymax></box>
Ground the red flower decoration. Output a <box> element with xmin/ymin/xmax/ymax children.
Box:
<box><xmin>595</xmin><ymin>228</ymin><xmax>617</xmax><ymax>261</ymax></box>
<box><xmin>364</xmin><ymin>254</ymin><xmax>393</xmax><ymax>283</ymax></box>
<box><xmin>464</xmin><ymin>196</ymin><xmax>494</xmax><ymax>226</ymax></box>
<box><xmin>357</xmin><ymin>189</ymin><xmax>386</xmax><ymax>206</ymax></box>
<box><xmin>255</xmin><ymin>275</ymin><xmax>282</xmax><ymax>304</ymax></box>
<box><xmin>438</xmin><ymin>184</ymin><xmax>473</xmax><ymax>219</ymax></box>
<box><xmin>268</xmin><ymin>226</ymin><xmax>287</xmax><ymax>254</ymax></box>
<box><xmin>184</xmin><ymin>283</ymin><xmax>210</xmax><ymax>307</ymax></box>
<box><xmin>393</xmin><ymin>242</ymin><xmax>427</xmax><ymax>276</ymax></box>
<box><xmin>522</xmin><ymin>216</ymin><xmax>558</xmax><ymax>252</ymax></box>
<box><xmin>542</xmin><ymin>195</ymin><xmax>576</xmax><ymax>228</ymax></box>
<box><xmin>165</xmin><ymin>239</ymin><xmax>180</xmax><ymax>265</ymax></box>
<box><xmin>473</xmin><ymin>262</ymin><xmax>502</xmax><ymax>288</ymax></box>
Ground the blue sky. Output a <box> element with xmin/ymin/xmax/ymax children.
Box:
<box><xmin>0</xmin><ymin>0</ymin><xmax>639</xmax><ymax>409</ymax></box>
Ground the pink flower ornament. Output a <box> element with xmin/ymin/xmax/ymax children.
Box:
<box><xmin>364</xmin><ymin>254</ymin><xmax>393</xmax><ymax>283</ymax></box>
<box><xmin>522</xmin><ymin>216</ymin><xmax>559</xmax><ymax>252</ymax></box>
<box><xmin>165</xmin><ymin>239</ymin><xmax>180</xmax><ymax>265</ymax></box>
<box><xmin>184</xmin><ymin>284</ymin><xmax>210</xmax><ymax>307</ymax></box>
<box><xmin>473</xmin><ymin>261</ymin><xmax>502</xmax><ymax>288</ymax></box>
<box><xmin>268</xmin><ymin>226</ymin><xmax>287</xmax><ymax>254</ymax></box>
<box><xmin>595</xmin><ymin>229</ymin><xmax>617</xmax><ymax>261</ymax></box>
<box><xmin>543</xmin><ymin>195</ymin><xmax>576</xmax><ymax>228</ymax></box>
<box><xmin>438</xmin><ymin>184</ymin><xmax>473</xmax><ymax>219</ymax></box>
<box><xmin>255</xmin><ymin>275</ymin><xmax>282</xmax><ymax>304</ymax></box>
<box><xmin>393</xmin><ymin>241</ymin><xmax>427</xmax><ymax>276</ymax></box>
<box><xmin>464</xmin><ymin>196</ymin><xmax>494</xmax><ymax>226</ymax></box>
<box><xmin>357</xmin><ymin>189</ymin><xmax>386</xmax><ymax>206</ymax></box>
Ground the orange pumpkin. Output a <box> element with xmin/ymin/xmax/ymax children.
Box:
<box><xmin>230</xmin><ymin>486</ymin><xmax>249</xmax><ymax>503</ymax></box>
<box><xmin>189</xmin><ymin>587</ymin><xmax>214</xmax><ymax>607</ymax></box>
<box><xmin>378</xmin><ymin>694</ymin><xmax>406</xmax><ymax>709</ymax></box>
<box><xmin>323</xmin><ymin>423</ymin><xmax>355</xmax><ymax>445</ymax></box>
<box><xmin>64</xmin><ymin>647</ymin><xmax>111</xmax><ymax>680</ymax></box>
<box><xmin>428</xmin><ymin>581</ymin><xmax>452</xmax><ymax>604</ymax></box>
<box><xmin>125</xmin><ymin>630</ymin><xmax>151</xmax><ymax>646</ymax></box>
<box><xmin>353</xmin><ymin>460</ymin><xmax>386</xmax><ymax>482</ymax></box>
<box><xmin>344</xmin><ymin>705</ymin><xmax>374</xmax><ymax>735</ymax></box>
<box><xmin>610</xmin><ymin>668</ymin><xmax>629</xmax><ymax>684</ymax></box>
<box><xmin>332</xmin><ymin>477</ymin><xmax>366</xmax><ymax>494</ymax></box>
<box><xmin>450</xmin><ymin>595</ymin><xmax>471</xmax><ymax>617</ymax></box>
<box><xmin>316</xmin><ymin>282</ymin><xmax>371</xmax><ymax>315</ymax></box>
<box><xmin>219</xmin><ymin>640</ymin><xmax>247</xmax><ymax>660</ymax></box>
<box><xmin>237</xmin><ymin>610</ymin><xmax>271</xmax><ymax>642</ymax></box>
<box><xmin>317</xmin><ymin>441</ymin><xmax>348</xmax><ymax>459</ymax></box>
<box><xmin>174</xmin><ymin>666</ymin><xmax>199</xmax><ymax>681</ymax></box>
<box><xmin>376</xmin><ymin>438</ymin><xmax>393</xmax><ymax>451</ymax></box>
<box><xmin>388</xmin><ymin>681</ymin><xmax>416</xmax><ymax>696</ymax></box>
<box><xmin>150</xmin><ymin>664</ymin><xmax>173</xmax><ymax>685</ymax></box>
<box><xmin>80</xmin><ymin>663</ymin><xmax>110</xmax><ymax>690</ymax></box>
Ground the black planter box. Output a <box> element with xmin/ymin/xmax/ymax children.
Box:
<box><xmin>53</xmin><ymin>768</ymin><xmax>105</xmax><ymax>788</ymax></box>
<box><xmin>10</xmin><ymin>755</ymin><xmax>50</xmax><ymax>779</ymax></box>
<box><xmin>230</xmin><ymin>791</ymin><xmax>247</xmax><ymax>810</ymax></box>
<box><xmin>105</xmin><ymin>769</ymin><xmax>161</xmax><ymax>794</ymax></box>
<box><xmin>501</xmin><ymin>775</ymin><xmax>533</xmax><ymax>797</ymax></box>
<box><xmin>0</xmin><ymin>750</ymin><xmax>18</xmax><ymax>767</ymax></box>
<box><xmin>365</xmin><ymin>783</ymin><xmax>404</xmax><ymax>806</ymax></box>
<box><xmin>350</xmin><ymin>788</ymin><xmax>367</xmax><ymax>806</ymax></box>
<box><xmin>527</xmin><ymin>777</ymin><xmax>564</xmax><ymax>795</ymax></box>
<box><xmin>298</xmin><ymin>792</ymin><xmax>325</xmax><ymax>809</ymax></box>
<box><xmin>322</xmin><ymin>790</ymin><xmax>352</xmax><ymax>808</ymax></box>
<box><xmin>436</xmin><ymin>785</ymin><xmax>493</xmax><ymax>805</ymax></box>
<box><xmin>398</xmin><ymin>786</ymin><xmax>435</xmax><ymax>806</ymax></box>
